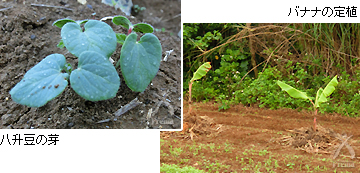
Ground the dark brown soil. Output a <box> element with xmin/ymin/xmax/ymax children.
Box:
<box><xmin>0</xmin><ymin>0</ymin><xmax>181</xmax><ymax>129</ymax></box>
<box><xmin>161</xmin><ymin>102</ymin><xmax>360</xmax><ymax>172</ymax></box>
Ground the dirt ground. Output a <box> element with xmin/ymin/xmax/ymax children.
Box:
<box><xmin>0</xmin><ymin>0</ymin><xmax>181</xmax><ymax>129</ymax></box>
<box><xmin>161</xmin><ymin>102</ymin><xmax>360</xmax><ymax>172</ymax></box>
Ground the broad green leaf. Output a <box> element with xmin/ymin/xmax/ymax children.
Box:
<box><xmin>52</xmin><ymin>18</ymin><xmax>76</xmax><ymax>28</ymax></box>
<box><xmin>120</xmin><ymin>33</ymin><xmax>162</xmax><ymax>92</ymax></box>
<box><xmin>70</xmin><ymin>51</ymin><xmax>120</xmax><ymax>101</ymax></box>
<box><xmin>61</xmin><ymin>20</ymin><xmax>117</xmax><ymax>58</ymax></box>
<box><xmin>9</xmin><ymin>54</ymin><xmax>69</xmax><ymax>107</ymax></box>
<box><xmin>133</xmin><ymin>23</ymin><xmax>154</xmax><ymax>33</ymax></box>
<box><xmin>315</xmin><ymin>75</ymin><xmax>338</xmax><ymax>107</ymax></box>
<box><xmin>116</xmin><ymin>33</ymin><xmax>127</xmax><ymax>45</ymax></box>
<box><xmin>112</xmin><ymin>15</ymin><xmax>132</xmax><ymax>29</ymax></box>
<box><xmin>320</xmin><ymin>75</ymin><xmax>338</xmax><ymax>98</ymax></box>
<box><xmin>190</xmin><ymin>62</ymin><xmax>211</xmax><ymax>82</ymax></box>
<box><xmin>276</xmin><ymin>81</ymin><xmax>310</xmax><ymax>100</ymax></box>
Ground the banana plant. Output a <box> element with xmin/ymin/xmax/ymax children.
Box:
<box><xmin>188</xmin><ymin>62</ymin><xmax>212</xmax><ymax>103</ymax></box>
<box><xmin>276</xmin><ymin>75</ymin><xmax>338</xmax><ymax>131</ymax></box>
<box><xmin>187</xmin><ymin>62</ymin><xmax>211</xmax><ymax>114</ymax></box>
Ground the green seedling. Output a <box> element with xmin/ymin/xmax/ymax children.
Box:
<box><xmin>132</xmin><ymin>5</ymin><xmax>146</xmax><ymax>14</ymax></box>
<box><xmin>277</xmin><ymin>75</ymin><xmax>338</xmax><ymax>130</ymax></box>
<box><xmin>189</xmin><ymin>62</ymin><xmax>212</xmax><ymax>103</ymax></box>
<box><xmin>9</xmin><ymin>16</ymin><xmax>161</xmax><ymax>107</ymax></box>
<box><xmin>188</xmin><ymin>62</ymin><xmax>211</xmax><ymax>114</ymax></box>
<box><xmin>112</xmin><ymin>16</ymin><xmax>160</xmax><ymax>92</ymax></box>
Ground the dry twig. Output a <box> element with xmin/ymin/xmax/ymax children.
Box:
<box><xmin>0</xmin><ymin>6</ymin><xmax>13</xmax><ymax>12</ymax></box>
<box><xmin>31</xmin><ymin>4</ymin><xmax>73</xmax><ymax>11</ymax></box>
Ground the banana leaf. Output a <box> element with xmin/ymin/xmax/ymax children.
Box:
<box><xmin>315</xmin><ymin>75</ymin><xmax>338</xmax><ymax>107</ymax></box>
<box><xmin>190</xmin><ymin>62</ymin><xmax>211</xmax><ymax>82</ymax></box>
<box><xmin>276</xmin><ymin>81</ymin><xmax>310</xmax><ymax>100</ymax></box>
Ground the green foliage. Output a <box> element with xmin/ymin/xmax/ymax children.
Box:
<box><xmin>277</xmin><ymin>75</ymin><xmax>338</xmax><ymax>112</ymax></box>
<box><xmin>70</xmin><ymin>51</ymin><xmax>120</xmax><ymax>101</ymax></box>
<box><xmin>119</xmin><ymin>33</ymin><xmax>161</xmax><ymax>92</ymax></box>
<box><xmin>9</xmin><ymin>54</ymin><xmax>69</xmax><ymax>107</ymax></box>
<box><xmin>132</xmin><ymin>4</ymin><xmax>146</xmax><ymax>14</ymax></box>
<box><xmin>187</xmin><ymin>79</ymin><xmax>220</xmax><ymax>102</ymax></box>
<box><xmin>112</xmin><ymin>15</ymin><xmax>154</xmax><ymax>34</ymax></box>
<box><xmin>190</xmin><ymin>61</ymin><xmax>360</xmax><ymax>117</ymax></box>
<box><xmin>133</xmin><ymin>23</ymin><xmax>154</xmax><ymax>33</ymax></box>
<box><xmin>61</xmin><ymin>20</ymin><xmax>117</xmax><ymax>58</ymax></box>
<box><xmin>183</xmin><ymin>23</ymin><xmax>234</xmax><ymax>79</ymax></box>
<box><xmin>116</xmin><ymin>33</ymin><xmax>126</xmax><ymax>44</ymax></box>
<box><xmin>190</xmin><ymin>62</ymin><xmax>211</xmax><ymax>82</ymax></box>
<box><xmin>183</xmin><ymin>23</ymin><xmax>224</xmax><ymax>52</ymax></box>
<box><xmin>234</xmin><ymin>67</ymin><xmax>311</xmax><ymax>110</ymax></box>
<box><xmin>52</xmin><ymin>18</ymin><xmax>76</xmax><ymax>28</ymax></box>
<box><xmin>112</xmin><ymin>15</ymin><xmax>131</xmax><ymax>29</ymax></box>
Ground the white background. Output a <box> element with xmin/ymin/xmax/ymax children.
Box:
<box><xmin>0</xmin><ymin>130</ymin><xmax>159</xmax><ymax>172</ymax></box>
<box><xmin>182</xmin><ymin>0</ymin><xmax>360</xmax><ymax>23</ymax></box>
<box><xmin>2</xmin><ymin>0</ymin><xmax>360</xmax><ymax>172</ymax></box>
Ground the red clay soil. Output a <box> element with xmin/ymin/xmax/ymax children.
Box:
<box><xmin>161</xmin><ymin>101</ymin><xmax>360</xmax><ymax>172</ymax></box>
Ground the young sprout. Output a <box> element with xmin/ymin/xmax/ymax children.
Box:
<box><xmin>9</xmin><ymin>16</ymin><xmax>161</xmax><ymax>107</ymax></box>
<box><xmin>188</xmin><ymin>62</ymin><xmax>211</xmax><ymax>114</ymax></box>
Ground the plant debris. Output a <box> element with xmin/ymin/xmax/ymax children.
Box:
<box><xmin>160</xmin><ymin>110</ymin><xmax>224</xmax><ymax>140</ymax></box>
<box><xmin>274</xmin><ymin>124</ymin><xmax>357</xmax><ymax>159</ymax></box>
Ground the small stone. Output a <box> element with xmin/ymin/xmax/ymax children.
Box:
<box><xmin>30</xmin><ymin>34</ymin><xmax>36</xmax><ymax>40</ymax></box>
<box><xmin>87</xmin><ymin>4</ymin><xmax>93</xmax><ymax>9</ymax></box>
<box><xmin>2</xmin><ymin>114</ymin><xmax>15</xmax><ymax>125</ymax></box>
<box><xmin>68</xmin><ymin>122</ymin><xmax>74</xmax><ymax>127</ymax></box>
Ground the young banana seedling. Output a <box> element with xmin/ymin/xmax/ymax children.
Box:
<box><xmin>188</xmin><ymin>62</ymin><xmax>211</xmax><ymax>113</ymax></box>
<box><xmin>277</xmin><ymin>75</ymin><xmax>338</xmax><ymax>131</ymax></box>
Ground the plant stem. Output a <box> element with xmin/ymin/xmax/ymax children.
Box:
<box><xmin>314</xmin><ymin>109</ymin><xmax>318</xmax><ymax>131</ymax></box>
<box><xmin>188</xmin><ymin>82</ymin><xmax>193</xmax><ymax>114</ymax></box>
